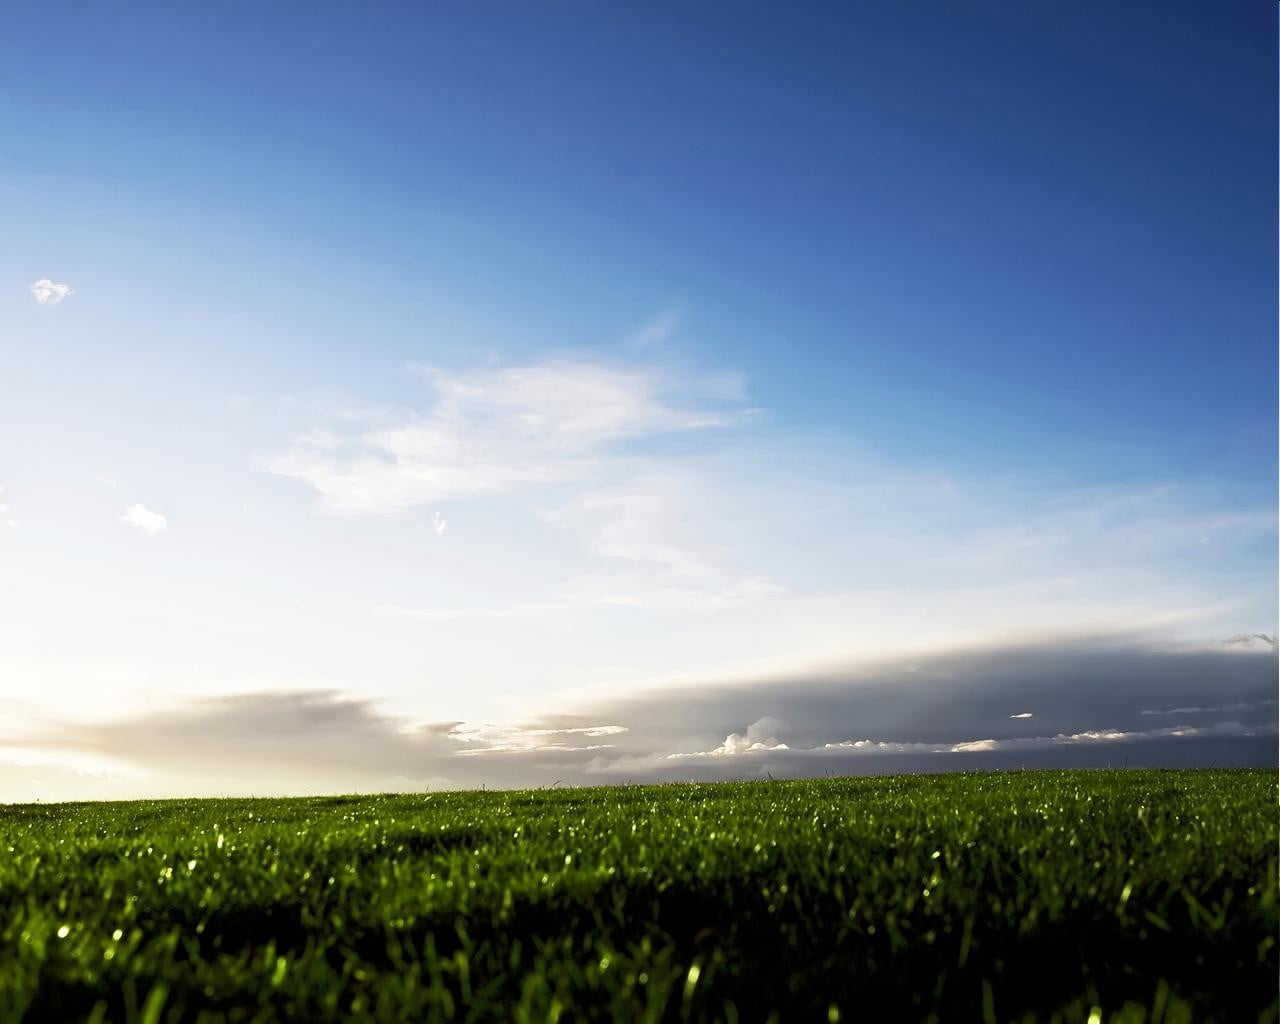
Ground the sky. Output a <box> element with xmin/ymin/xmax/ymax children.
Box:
<box><xmin>1</xmin><ymin>1</ymin><xmax>1275</xmax><ymax>799</ymax></box>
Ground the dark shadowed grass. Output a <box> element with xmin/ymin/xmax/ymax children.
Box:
<box><xmin>0</xmin><ymin>770</ymin><xmax>1274</xmax><ymax>1023</ymax></box>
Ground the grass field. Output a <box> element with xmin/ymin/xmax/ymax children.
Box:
<box><xmin>1</xmin><ymin>769</ymin><xmax>1274</xmax><ymax>1023</ymax></box>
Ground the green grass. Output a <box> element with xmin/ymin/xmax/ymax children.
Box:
<box><xmin>1</xmin><ymin>770</ymin><xmax>1274</xmax><ymax>1023</ymax></box>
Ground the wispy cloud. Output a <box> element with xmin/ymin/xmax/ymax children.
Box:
<box><xmin>268</xmin><ymin>360</ymin><xmax>753</xmax><ymax>516</ymax></box>
<box><xmin>432</xmin><ymin>510</ymin><xmax>447</xmax><ymax>536</ymax></box>
<box><xmin>375</xmin><ymin>575</ymin><xmax>782</xmax><ymax>621</ymax></box>
<box><xmin>262</xmin><ymin>355</ymin><xmax>1272</xmax><ymax>672</ymax></box>
<box><xmin>942</xmin><ymin>721</ymin><xmax>1275</xmax><ymax>754</ymax></box>
<box><xmin>121</xmin><ymin>503</ymin><xmax>167</xmax><ymax>536</ymax></box>
<box><xmin>560</xmin><ymin>470</ymin><xmax>722</xmax><ymax>575</ymax></box>
<box><xmin>629</xmin><ymin>308</ymin><xmax>681</xmax><ymax>348</ymax></box>
<box><xmin>1139</xmin><ymin>699</ymin><xmax>1276</xmax><ymax>716</ymax></box>
<box><xmin>30</xmin><ymin>279</ymin><xmax>73</xmax><ymax>305</ymax></box>
<box><xmin>1224</xmin><ymin>633</ymin><xmax>1278</xmax><ymax>650</ymax></box>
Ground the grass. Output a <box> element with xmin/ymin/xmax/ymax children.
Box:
<box><xmin>0</xmin><ymin>769</ymin><xmax>1274</xmax><ymax>1023</ymax></box>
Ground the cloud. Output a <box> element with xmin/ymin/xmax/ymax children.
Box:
<box><xmin>660</xmin><ymin>718</ymin><xmax>1278</xmax><ymax>769</ymax></box>
<box><xmin>629</xmin><ymin>308</ymin><xmax>681</xmax><ymax>347</ymax></box>
<box><xmin>570</xmin><ymin>633</ymin><xmax>1278</xmax><ymax>780</ymax></box>
<box><xmin>375</xmin><ymin>575</ymin><xmax>783</xmax><ymax>621</ymax></box>
<box><xmin>2</xmin><ymin>634</ymin><xmax>1275</xmax><ymax>801</ymax></box>
<box><xmin>260</xmin><ymin>355</ymin><xmax>1272</xmax><ymax>688</ymax></box>
<box><xmin>1009</xmin><ymin>712</ymin><xmax>1034</xmax><ymax>719</ymax></box>
<box><xmin>445</xmin><ymin>721</ymin><xmax>629</xmax><ymax>756</ymax></box>
<box><xmin>559</xmin><ymin>470</ymin><xmax>723</xmax><ymax>575</ymax></box>
<box><xmin>669</xmin><ymin>717</ymin><xmax>789</xmax><ymax>759</ymax></box>
<box><xmin>0</xmin><ymin>691</ymin><xmax>634</xmax><ymax>798</ymax></box>
<box><xmin>578</xmin><ymin>666</ymin><xmax>1274</xmax><ymax>765</ymax></box>
<box><xmin>432</xmin><ymin>510</ymin><xmax>447</xmax><ymax>536</ymax></box>
<box><xmin>121</xmin><ymin>504</ymin><xmax>167</xmax><ymax>535</ymax></box>
<box><xmin>822</xmin><ymin>738</ymin><xmax>942</xmax><ymax>754</ymax></box>
<box><xmin>267</xmin><ymin>360</ymin><xmax>753</xmax><ymax>515</ymax></box>
<box><xmin>0</xmin><ymin>743</ymin><xmax>143</xmax><ymax>780</ymax></box>
<box><xmin>1139</xmin><ymin>699</ymin><xmax>1276</xmax><ymax>716</ymax></box>
<box><xmin>942</xmin><ymin>721</ymin><xmax>1274</xmax><ymax>754</ymax></box>
<box><xmin>1224</xmin><ymin>633</ymin><xmax>1278</xmax><ymax>649</ymax></box>
<box><xmin>30</xmin><ymin>279</ymin><xmax>73</xmax><ymax>305</ymax></box>
<box><xmin>574</xmin><ymin>576</ymin><xmax>784</xmax><ymax>611</ymax></box>
<box><xmin>0</xmin><ymin>691</ymin><xmax>460</xmax><ymax>797</ymax></box>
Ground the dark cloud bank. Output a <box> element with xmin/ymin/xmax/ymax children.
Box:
<box><xmin>5</xmin><ymin>634</ymin><xmax>1276</xmax><ymax>798</ymax></box>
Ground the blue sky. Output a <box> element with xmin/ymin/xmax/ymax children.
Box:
<box><xmin>1</xmin><ymin>2</ymin><xmax>1275</xmax><ymax>797</ymax></box>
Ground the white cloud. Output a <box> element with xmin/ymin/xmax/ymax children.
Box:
<box><xmin>943</xmin><ymin>721</ymin><xmax>1273</xmax><ymax>753</ymax></box>
<box><xmin>268</xmin><ymin>360</ymin><xmax>752</xmax><ymax>515</ymax></box>
<box><xmin>821</xmin><ymin>738</ymin><xmax>939</xmax><ymax>754</ymax></box>
<box><xmin>444</xmin><ymin>721</ymin><xmax>628</xmax><ymax>757</ymax></box>
<box><xmin>263</xmin><ymin>356</ymin><xmax>1275</xmax><ymax>681</ymax></box>
<box><xmin>432</xmin><ymin>511</ymin><xmax>447</xmax><ymax>536</ymax></box>
<box><xmin>665</xmin><ymin>719</ymin><xmax>1278</xmax><ymax>762</ymax></box>
<box><xmin>826</xmin><ymin>722</ymin><xmax>1275</xmax><ymax>757</ymax></box>
<box><xmin>668</xmin><ymin>717</ymin><xmax>789</xmax><ymax>759</ymax></box>
<box><xmin>668</xmin><ymin>735</ymin><xmax>788</xmax><ymax>759</ymax></box>
<box><xmin>30</xmin><ymin>279</ymin><xmax>73</xmax><ymax>305</ymax></box>
<box><xmin>121</xmin><ymin>504</ymin><xmax>167</xmax><ymax>536</ymax></box>
<box><xmin>949</xmin><ymin>739</ymin><xmax>999</xmax><ymax>752</ymax></box>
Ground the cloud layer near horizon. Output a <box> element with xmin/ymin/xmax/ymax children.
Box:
<box><xmin>3</xmin><ymin>352</ymin><xmax>1275</xmax><ymax>803</ymax></box>
<box><xmin>3</xmin><ymin>634</ymin><xmax>1274</xmax><ymax>800</ymax></box>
